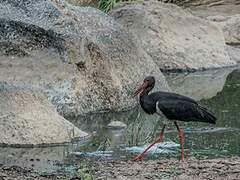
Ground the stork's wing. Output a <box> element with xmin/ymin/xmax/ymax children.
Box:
<box><xmin>149</xmin><ymin>91</ymin><xmax>197</xmax><ymax>105</ymax></box>
<box><xmin>157</xmin><ymin>99</ymin><xmax>216</xmax><ymax>124</ymax></box>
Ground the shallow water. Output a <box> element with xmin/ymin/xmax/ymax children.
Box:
<box><xmin>0</xmin><ymin>67</ymin><xmax>240</xmax><ymax>174</ymax></box>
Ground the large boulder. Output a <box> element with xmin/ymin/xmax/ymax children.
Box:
<box><xmin>227</xmin><ymin>45</ymin><xmax>240</xmax><ymax>63</ymax></box>
<box><xmin>66</xmin><ymin>0</ymin><xmax>96</xmax><ymax>6</ymax></box>
<box><xmin>189</xmin><ymin>4</ymin><xmax>240</xmax><ymax>62</ymax></box>
<box><xmin>165</xmin><ymin>0</ymin><xmax>239</xmax><ymax>7</ymax></box>
<box><xmin>0</xmin><ymin>0</ymin><xmax>168</xmax><ymax>117</ymax></box>
<box><xmin>110</xmin><ymin>0</ymin><xmax>236</xmax><ymax>72</ymax></box>
<box><xmin>190</xmin><ymin>3</ymin><xmax>240</xmax><ymax>18</ymax></box>
<box><xmin>0</xmin><ymin>82</ymin><xmax>88</xmax><ymax>146</ymax></box>
<box><xmin>218</xmin><ymin>15</ymin><xmax>240</xmax><ymax>45</ymax></box>
<box><xmin>190</xmin><ymin>5</ymin><xmax>240</xmax><ymax>45</ymax></box>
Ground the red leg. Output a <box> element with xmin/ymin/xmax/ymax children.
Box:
<box><xmin>174</xmin><ymin>121</ymin><xmax>184</xmax><ymax>161</ymax></box>
<box><xmin>133</xmin><ymin>124</ymin><xmax>166</xmax><ymax>161</ymax></box>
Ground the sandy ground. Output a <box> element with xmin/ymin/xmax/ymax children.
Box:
<box><xmin>92</xmin><ymin>157</ymin><xmax>240</xmax><ymax>180</ymax></box>
<box><xmin>0</xmin><ymin>157</ymin><xmax>240</xmax><ymax>180</ymax></box>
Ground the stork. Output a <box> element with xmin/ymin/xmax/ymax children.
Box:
<box><xmin>132</xmin><ymin>76</ymin><xmax>216</xmax><ymax>161</ymax></box>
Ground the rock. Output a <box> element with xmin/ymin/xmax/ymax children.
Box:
<box><xmin>0</xmin><ymin>0</ymin><xmax>169</xmax><ymax>117</ymax></box>
<box><xmin>107</xmin><ymin>121</ymin><xmax>127</xmax><ymax>129</ymax></box>
<box><xmin>190</xmin><ymin>4</ymin><xmax>240</xmax><ymax>18</ymax></box>
<box><xmin>188</xmin><ymin>5</ymin><xmax>240</xmax><ymax>44</ymax></box>
<box><xmin>66</xmin><ymin>0</ymin><xmax>96</xmax><ymax>6</ymax></box>
<box><xmin>227</xmin><ymin>45</ymin><xmax>240</xmax><ymax>63</ymax></box>
<box><xmin>221</xmin><ymin>15</ymin><xmax>240</xmax><ymax>45</ymax></box>
<box><xmin>206</xmin><ymin>15</ymin><xmax>240</xmax><ymax>46</ymax></box>
<box><xmin>189</xmin><ymin>5</ymin><xmax>240</xmax><ymax>65</ymax></box>
<box><xmin>110</xmin><ymin>0</ymin><xmax>236</xmax><ymax>72</ymax></box>
<box><xmin>164</xmin><ymin>0</ymin><xmax>240</xmax><ymax>7</ymax></box>
<box><xmin>206</xmin><ymin>15</ymin><xmax>228</xmax><ymax>22</ymax></box>
<box><xmin>0</xmin><ymin>82</ymin><xmax>88</xmax><ymax>146</ymax></box>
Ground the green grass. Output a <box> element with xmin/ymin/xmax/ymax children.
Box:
<box><xmin>98</xmin><ymin>0</ymin><xmax>121</xmax><ymax>12</ymax></box>
<box><xmin>75</xmin><ymin>168</ymin><xmax>93</xmax><ymax>180</ymax></box>
<box><xmin>97</xmin><ymin>0</ymin><xmax>187</xmax><ymax>12</ymax></box>
<box><xmin>165</xmin><ymin>165</ymin><xmax>181</xmax><ymax>176</ymax></box>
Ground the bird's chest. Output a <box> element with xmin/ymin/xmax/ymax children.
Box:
<box><xmin>139</xmin><ymin>98</ymin><xmax>156</xmax><ymax>115</ymax></box>
<box><xmin>155</xmin><ymin>101</ymin><xmax>168</xmax><ymax>119</ymax></box>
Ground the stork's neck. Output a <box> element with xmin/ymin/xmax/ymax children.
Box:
<box><xmin>139</xmin><ymin>85</ymin><xmax>155</xmax><ymax>114</ymax></box>
<box><xmin>140</xmin><ymin>85</ymin><xmax>154</xmax><ymax>97</ymax></box>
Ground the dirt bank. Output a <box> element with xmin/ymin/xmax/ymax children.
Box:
<box><xmin>92</xmin><ymin>157</ymin><xmax>240</xmax><ymax>180</ymax></box>
<box><xmin>0</xmin><ymin>157</ymin><xmax>240</xmax><ymax>179</ymax></box>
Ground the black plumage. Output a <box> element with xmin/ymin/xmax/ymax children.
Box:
<box><xmin>137</xmin><ymin>77</ymin><xmax>216</xmax><ymax>124</ymax></box>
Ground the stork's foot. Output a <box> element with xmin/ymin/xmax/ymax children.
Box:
<box><xmin>133</xmin><ymin>154</ymin><xmax>144</xmax><ymax>161</ymax></box>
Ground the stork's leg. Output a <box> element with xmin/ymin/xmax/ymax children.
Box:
<box><xmin>133</xmin><ymin>124</ymin><xmax>166</xmax><ymax>161</ymax></box>
<box><xmin>174</xmin><ymin>121</ymin><xmax>184</xmax><ymax>161</ymax></box>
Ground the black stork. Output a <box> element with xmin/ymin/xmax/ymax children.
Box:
<box><xmin>132</xmin><ymin>76</ymin><xmax>216</xmax><ymax>161</ymax></box>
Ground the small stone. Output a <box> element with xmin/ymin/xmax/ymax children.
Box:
<box><xmin>107</xmin><ymin>121</ymin><xmax>127</xmax><ymax>129</ymax></box>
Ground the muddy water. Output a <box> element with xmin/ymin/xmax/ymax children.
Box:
<box><xmin>0</xmin><ymin>67</ymin><xmax>239</xmax><ymax>174</ymax></box>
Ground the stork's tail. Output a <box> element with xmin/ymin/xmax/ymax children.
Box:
<box><xmin>198</xmin><ymin>105</ymin><xmax>217</xmax><ymax>124</ymax></box>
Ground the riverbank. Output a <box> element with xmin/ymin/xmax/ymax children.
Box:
<box><xmin>1</xmin><ymin>157</ymin><xmax>239</xmax><ymax>179</ymax></box>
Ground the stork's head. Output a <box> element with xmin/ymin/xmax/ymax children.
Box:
<box><xmin>132</xmin><ymin>76</ymin><xmax>155</xmax><ymax>97</ymax></box>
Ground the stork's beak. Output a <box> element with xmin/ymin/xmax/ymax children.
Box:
<box><xmin>132</xmin><ymin>81</ymin><xmax>148</xmax><ymax>97</ymax></box>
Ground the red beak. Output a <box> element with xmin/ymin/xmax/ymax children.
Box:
<box><xmin>132</xmin><ymin>81</ymin><xmax>148</xmax><ymax>97</ymax></box>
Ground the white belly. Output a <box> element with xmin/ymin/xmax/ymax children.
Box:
<box><xmin>156</xmin><ymin>101</ymin><xmax>170</xmax><ymax>124</ymax></box>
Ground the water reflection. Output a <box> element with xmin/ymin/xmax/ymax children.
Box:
<box><xmin>165</xmin><ymin>67</ymin><xmax>236</xmax><ymax>100</ymax></box>
<box><xmin>0</xmin><ymin>147</ymin><xmax>67</xmax><ymax>172</ymax></box>
<box><xmin>201</xmin><ymin>69</ymin><xmax>240</xmax><ymax>128</ymax></box>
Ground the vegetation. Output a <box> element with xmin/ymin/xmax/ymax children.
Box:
<box><xmin>75</xmin><ymin>167</ymin><xmax>93</xmax><ymax>180</ymax></box>
<box><xmin>98</xmin><ymin>0</ymin><xmax>121</xmax><ymax>12</ymax></box>
<box><xmin>97</xmin><ymin>0</ymin><xmax>188</xmax><ymax>12</ymax></box>
<box><xmin>165</xmin><ymin>165</ymin><xmax>182</xmax><ymax>176</ymax></box>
